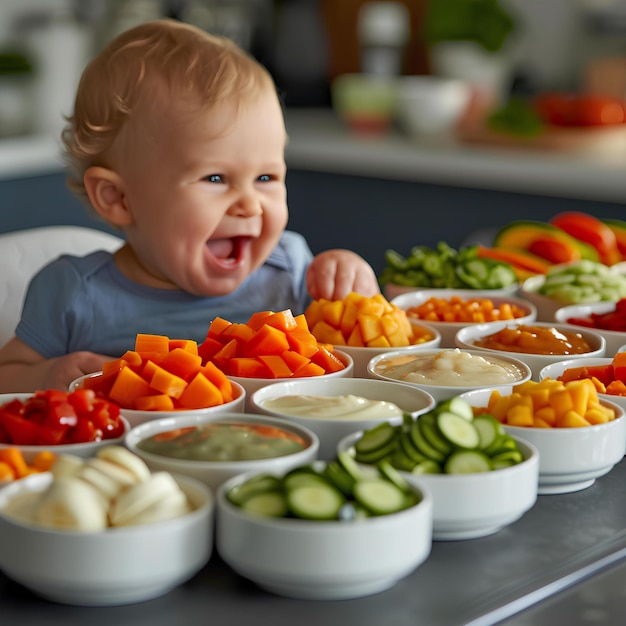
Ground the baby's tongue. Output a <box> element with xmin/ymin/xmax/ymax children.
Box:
<box><xmin>206</xmin><ymin>238</ymin><xmax>234</xmax><ymax>259</ymax></box>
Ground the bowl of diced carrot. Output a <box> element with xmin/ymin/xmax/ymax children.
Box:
<box><xmin>391</xmin><ymin>289</ymin><xmax>537</xmax><ymax>348</ymax></box>
<box><xmin>70</xmin><ymin>332</ymin><xmax>247</xmax><ymax>426</ymax></box>
<box><xmin>198</xmin><ymin>309</ymin><xmax>354</xmax><ymax>412</ymax></box>
<box><xmin>460</xmin><ymin>379</ymin><xmax>626</xmax><ymax>494</ymax></box>
<box><xmin>304</xmin><ymin>292</ymin><xmax>441</xmax><ymax>378</ymax></box>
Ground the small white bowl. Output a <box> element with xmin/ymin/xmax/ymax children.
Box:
<box><xmin>0</xmin><ymin>393</ymin><xmax>129</xmax><ymax>464</ymax></box>
<box><xmin>229</xmin><ymin>349</ymin><xmax>353</xmax><ymax>412</ymax></box>
<box><xmin>125</xmin><ymin>413</ymin><xmax>319</xmax><ymax>493</ymax></box>
<box><xmin>333</xmin><ymin>320</ymin><xmax>441</xmax><ymax>378</ymax></box>
<box><xmin>460</xmin><ymin>386</ymin><xmax>626</xmax><ymax>495</ymax></box>
<box><xmin>455</xmin><ymin>321</ymin><xmax>606</xmax><ymax>380</ymax></box>
<box><xmin>0</xmin><ymin>471</ymin><xmax>213</xmax><ymax>606</ymax></box>
<box><xmin>383</xmin><ymin>283</ymin><xmax>519</xmax><ymax>301</ymax></box>
<box><xmin>395</xmin><ymin>75</ymin><xmax>471</xmax><ymax>140</ymax></box>
<box><xmin>539</xmin><ymin>357</ymin><xmax>626</xmax><ymax>414</ymax></box>
<box><xmin>69</xmin><ymin>374</ymin><xmax>247</xmax><ymax>428</ymax></box>
<box><xmin>367</xmin><ymin>348</ymin><xmax>532</xmax><ymax>402</ymax></box>
<box><xmin>337</xmin><ymin>431</ymin><xmax>539</xmax><ymax>541</ymax></box>
<box><xmin>249</xmin><ymin>377</ymin><xmax>436</xmax><ymax>460</ymax></box>
<box><xmin>391</xmin><ymin>289</ymin><xmax>536</xmax><ymax>348</ymax></box>
<box><xmin>554</xmin><ymin>302</ymin><xmax>626</xmax><ymax>356</ymax></box>
<box><xmin>215</xmin><ymin>466</ymin><xmax>433</xmax><ymax>600</ymax></box>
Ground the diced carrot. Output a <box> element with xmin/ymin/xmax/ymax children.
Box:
<box><xmin>280</xmin><ymin>350</ymin><xmax>311</xmax><ymax>374</ymax></box>
<box><xmin>292</xmin><ymin>362</ymin><xmax>326</xmax><ymax>377</ymax></box>
<box><xmin>149</xmin><ymin>364</ymin><xmax>188</xmax><ymax>399</ymax></box>
<box><xmin>120</xmin><ymin>350</ymin><xmax>143</xmax><ymax>369</ymax></box>
<box><xmin>220</xmin><ymin>322</ymin><xmax>255</xmax><ymax>344</ymax></box>
<box><xmin>258</xmin><ymin>354</ymin><xmax>293</xmax><ymax>378</ymax></box>
<box><xmin>178</xmin><ymin>372</ymin><xmax>223</xmax><ymax>409</ymax></box>
<box><xmin>200</xmin><ymin>361</ymin><xmax>233</xmax><ymax>403</ymax></box>
<box><xmin>0</xmin><ymin>448</ymin><xmax>30</xmax><ymax>478</ymax></box>
<box><xmin>246</xmin><ymin>310</ymin><xmax>275</xmax><ymax>331</ymax></box>
<box><xmin>134</xmin><ymin>394</ymin><xmax>176</xmax><ymax>411</ymax></box>
<box><xmin>228</xmin><ymin>357</ymin><xmax>272</xmax><ymax>378</ymax></box>
<box><xmin>168</xmin><ymin>339</ymin><xmax>198</xmax><ymax>354</ymax></box>
<box><xmin>108</xmin><ymin>366</ymin><xmax>155</xmax><ymax>409</ymax></box>
<box><xmin>557</xmin><ymin>366</ymin><xmax>588</xmax><ymax>383</ymax></box>
<box><xmin>286</xmin><ymin>331</ymin><xmax>320</xmax><ymax>358</ymax></box>
<box><xmin>245</xmin><ymin>324</ymin><xmax>290</xmax><ymax>356</ymax></box>
<box><xmin>198</xmin><ymin>336</ymin><xmax>224</xmax><ymax>363</ymax></box>
<box><xmin>206</xmin><ymin>317</ymin><xmax>232</xmax><ymax>338</ymax></box>
<box><xmin>159</xmin><ymin>347</ymin><xmax>202</xmax><ymax>381</ymax></box>
<box><xmin>0</xmin><ymin>461</ymin><xmax>15</xmax><ymax>481</ymax></box>
<box><xmin>293</xmin><ymin>314</ymin><xmax>311</xmax><ymax>333</ymax></box>
<box><xmin>262</xmin><ymin>309</ymin><xmax>299</xmax><ymax>333</ymax></box>
<box><xmin>102</xmin><ymin>357</ymin><xmax>127</xmax><ymax>378</ymax></box>
<box><xmin>31</xmin><ymin>450</ymin><xmax>56</xmax><ymax>472</ymax></box>
<box><xmin>134</xmin><ymin>333</ymin><xmax>170</xmax><ymax>357</ymax></box>
<box><xmin>212</xmin><ymin>339</ymin><xmax>240</xmax><ymax>367</ymax></box>
<box><xmin>310</xmin><ymin>345</ymin><xmax>345</xmax><ymax>374</ymax></box>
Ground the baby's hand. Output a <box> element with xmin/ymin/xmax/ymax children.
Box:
<box><xmin>37</xmin><ymin>352</ymin><xmax>110</xmax><ymax>391</ymax></box>
<box><xmin>306</xmin><ymin>249</ymin><xmax>380</xmax><ymax>301</ymax></box>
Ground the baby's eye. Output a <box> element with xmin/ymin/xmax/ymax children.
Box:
<box><xmin>257</xmin><ymin>174</ymin><xmax>272</xmax><ymax>182</ymax></box>
<box><xmin>204</xmin><ymin>174</ymin><xmax>223</xmax><ymax>183</ymax></box>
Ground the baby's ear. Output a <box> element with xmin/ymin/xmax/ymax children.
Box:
<box><xmin>83</xmin><ymin>166</ymin><xmax>133</xmax><ymax>226</ymax></box>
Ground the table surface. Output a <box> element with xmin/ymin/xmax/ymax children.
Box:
<box><xmin>3</xmin><ymin>457</ymin><xmax>626</xmax><ymax>626</ymax></box>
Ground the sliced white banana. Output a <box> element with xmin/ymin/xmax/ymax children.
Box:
<box><xmin>114</xmin><ymin>489</ymin><xmax>191</xmax><ymax>526</ymax></box>
<box><xmin>97</xmin><ymin>445</ymin><xmax>151</xmax><ymax>483</ymax></box>
<box><xmin>2</xmin><ymin>491</ymin><xmax>43</xmax><ymax>524</ymax></box>
<box><xmin>109</xmin><ymin>472</ymin><xmax>183</xmax><ymax>527</ymax></box>
<box><xmin>85</xmin><ymin>457</ymin><xmax>138</xmax><ymax>488</ymax></box>
<box><xmin>34</xmin><ymin>477</ymin><xmax>108</xmax><ymax>531</ymax></box>
<box><xmin>79</xmin><ymin>464</ymin><xmax>124</xmax><ymax>501</ymax></box>
<box><xmin>51</xmin><ymin>454</ymin><xmax>85</xmax><ymax>479</ymax></box>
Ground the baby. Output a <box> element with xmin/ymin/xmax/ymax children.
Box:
<box><xmin>0</xmin><ymin>19</ymin><xmax>379</xmax><ymax>392</ymax></box>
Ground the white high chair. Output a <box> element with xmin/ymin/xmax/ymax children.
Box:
<box><xmin>0</xmin><ymin>225</ymin><xmax>124</xmax><ymax>347</ymax></box>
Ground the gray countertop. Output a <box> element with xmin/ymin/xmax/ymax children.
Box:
<box><xmin>3</xmin><ymin>458</ymin><xmax>626</xmax><ymax>626</ymax></box>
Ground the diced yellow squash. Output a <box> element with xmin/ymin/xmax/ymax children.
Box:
<box><xmin>386</xmin><ymin>327</ymin><xmax>410</xmax><ymax>347</ymax></box>
<box><xmin>506</xmin><ymin>403</ymin><xmax>534</xmax><ymax>427</ymax></box>
<box><xmin>379</xmin><ymin>314</ymin><xmax>400</xmax><ymax>338</ymax></box>
<box><xmin>357</xmin><ymin>314</ymin><xmax>383</xmax><ymax>343</ymax></box>
<box><xmin>557</xmin><ymin>410</ymin><xmax>590</xmax><ymax>428</ymax></box>
<box><xmin>304</xmin><ymin>300</ymin><xmax>326</xmax><ymax>329</ymax></box>
<box><xmin>356</xmin><ymin>299</ymin><xmax>386</xmax><ymax>317</ymax></box>
<box><xmin>367</xmin><ymin>335</ymin><xmax>391</xmax><ymax>348</ymax></box>
<box><xmin>311</xmin><ymin>320</ymin><xmax>344</xmax><ymax>346</ymax></box>
<box><xmin>532</xmin><ymin>417</ymin><xmax>553</xmax><ymax>428</ymax></box>
<box><xmin>347</xmin><ymin>325</ymin><xmax>365</xmax><ymax>347</ymax></box>
<box><xmin>549</xmin><ymin>389</ymin><xmax>574</xmax><ymax>418</ymax></box>
<box><xmin>534</xmin><ymin>406</ymin><xmax>556</xmax><ymax>426</ymax></box>
<box><xmin>585</xmin><ymin>407</ymin><xmax>612</xmax><ymax>425</ymax></box>
<box><xmin>339</xmin><ymin>302</ymin><xmax>360</xmax><ymax>341</ymax></box>
<box><xmin>322</xmin><ymin>300</ymin><xmax>345</xmax><ymax>329</ymax></box>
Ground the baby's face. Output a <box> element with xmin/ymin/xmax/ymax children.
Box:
<box><xmin>115</xmin><ymin>86</ymin><xmax>288</xmax><ymax>296</ymax></box>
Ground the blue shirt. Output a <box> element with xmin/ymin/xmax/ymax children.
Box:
<box><xmin>16</xmin><ymin>230</ymin><xmax>313</xmax><ymax>358</ymax></box>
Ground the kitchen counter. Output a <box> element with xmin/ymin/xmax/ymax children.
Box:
<box><xmin>283</xmin><ymin>108</ymin><xmax>626</xmax><ymax>204</ymax></box>
<box><xmin>2</xmin><ymin>108</ymin><xmax>626</xmax><ymax>205</ymax></box>
<box><xmin>3</xmin><ymin>459</ymin><xmax>626</xmax><ymax>626</ymax></box>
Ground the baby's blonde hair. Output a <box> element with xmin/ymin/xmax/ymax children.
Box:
<box><xmin>62</xmin><ymin>18</ymin><xmax>275</xmax><ymax>204</ymax></box>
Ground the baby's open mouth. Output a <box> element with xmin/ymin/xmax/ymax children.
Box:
<box><xmin>206</xmin><ymin>237</ymin><xmax>249</xmax><ymax>266</ymax></box>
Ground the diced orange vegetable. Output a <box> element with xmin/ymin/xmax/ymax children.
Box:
<box><xmin>134</xmin><ymin>333</ymin><xmax>170</xmax><ymax>358</ymax></box>
<box><xmin>159</xmin><ymin>348</ymin><xmax>202</xmax><ymax>381</ymax></box>
<box><xmin>149</xmin><ymin>365</ymin><xmax>188</xmax><ymax>399</ymax></box>
<box><xmin>206</xmin><ymin>317</ymin><xmax>232</xmax><ymax>338</ymax></box>
<box><xmin>31</xmin><ymin>450</ymin><xmax>57</xmax><ymax>472</ymax></box>
<box><xmin>262</xmin><ymin>309</ymin><xmax>299</xmax><ymax>333</ymax></box>
<box><xmin>168</xmin><ymin>339</ymin><xmax>199</xmax><ymax>354</ymax></box>
<box><xmin>134</xmin><ymin>394</ymin><xmax>176</xmax><ymax>412</ymax></box>
<box><xmin>228</xmin><ymin>357</ymin><xmax>272</xmax><ymax>378</ymax></box>
<box><xmin>0</xmin><ymin>461</ymin><xmax>15</xmax><ymax>481</ymax></box>
<box><xmin>246</xmin><ymin>324</ymin><xmax>290</xmax><ymax>356</ymax></box>
<box><xmin>0</xmin><ymin>447</ymin><xmax>30</xmax><ymax>478</ymax></box>
<box><xmin>258</xmin><ymin>354</ymin><xmax>293</xmax><ymax>378</ymax></box>
<box><xmin>613</xmin><ymin>351</ymin><xmax>626</xmax><ymax>382</ymax></box>
<box><xmin>178</xmin><ymin>373</ymin><xmax>223</xmax><ymax>409</ymax></box>
<box><xmin>246</xmin><ymin>310</ymin><xmax>275</xmax><ymax>331</ymax></box>
<box><xmin>108</xmin><ymin>366</ymin><xmax>155</xmax><ymax>409</ymax></box>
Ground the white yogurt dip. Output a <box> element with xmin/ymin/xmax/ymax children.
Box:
<box><xmin>260</xmin><ymin>394</ymin><xmax>403</xmax><ymax>420</ymax></box>
<box><xmin>374</xmin><ymin>349</ymin><xmax>525</xmax><ymax>387</ymax></box>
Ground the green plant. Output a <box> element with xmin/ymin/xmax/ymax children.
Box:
<box><xmin>423</xmin><ymin>0</ymin><xmax>515</xmax><ymax>53</ymax></box>
<box><xmin>0</xmin><ymin>50</ymin><xmax>32</xmax><ymax>76</ymax></box>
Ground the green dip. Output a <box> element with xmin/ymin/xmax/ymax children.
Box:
<box><xmin>137</xmin><ymin>422</ymin><xmax>308</xmax><ymax>462</ymax></box>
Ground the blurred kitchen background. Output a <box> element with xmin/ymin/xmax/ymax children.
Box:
<box><xmin>2</xmin><ymin>0</ymin><xmax>626</xmax><ymax>136</ymax></box>
<box><xmin>2</xmin><ymin>0</ymin><xmax>626</xmax><ymax>274</ymax></box>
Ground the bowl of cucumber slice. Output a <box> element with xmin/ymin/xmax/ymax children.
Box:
<box><xmin>336</xmin><ymin>396</ymin><xmax>539</xmax><ymax>541</ymax></box>
<box><xmin>215</xmin><ymin>459</ymin><xmax>433</xmax><ymax>600</ymax></box>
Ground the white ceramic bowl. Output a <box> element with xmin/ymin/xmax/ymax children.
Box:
<box><xmin>367</xmin><ymin>348</ymin><xmax>532</xmax><ymax>402</ymax></box>
<box><xmin>69</xmin><ymin>373</ymin><xmax>247</xmax><ymax>428</ymax></box>
<box><xmin>460</xmin><ymin>386</ymin><xmax>626</xmax><ymax>495</ymax></box>
<box><xmin>332</xmin><ymin>320</ymin><xmax>441</xmax><ymax>378</ymax></box>
<box><xmin>395</xmin><ymin>75</ymin><xmax>471</xmax><ymax>140</ymax></box>
<box><xmin>337</xmin><ymin>430</ymin><xmax>539</xmax><ymax>541</ymax></box>
<box><xmin>383</xmin><ymin>283</ymin><xmax>519</xmax><ymax>301</ymax></box>
<box><xmin>0</xmin><ymin>392</ymin><xmax>130</xmax><ymax>464</ymax></box>
<box><xmin>391</xmin><ymin>289</ymin><xmax>536</xmax><ymax>348</ymax></box>
<box><xmin>228</xmin><ymin>349</ymin><xmax>353</xmax><ymax>412</ymax></box>
<box><xmin>125</xmin><ymin>413</ymin><xmax>319</xmax><ymax>493</ymax></box>
<box><xmin>215</xmin><ymin>466</ymin><xmax>433</xmax><ymax>600</ymax></box>
<box><xmin>539</xmin><ymin>357</ymin><xmax>626</xmax><ymax>414</ymax></box>
<box><xmin>0</xmin><ymin>471</ymin><xmax>213</xmax><ymax>606</ymax></box>
<box><xmin>455</xmin><ymin>321</ymin><xmax>606</xmax><ymax>380</ymax></box>
<box><xmin>249</xmin><ymin>377</ymin><xmax>436</xmax><ymax>460</ymax></box>
<box><xmin>554</xmin><ymin>302</ymin><xmax>626</xmax><ymax>356</ymax></box>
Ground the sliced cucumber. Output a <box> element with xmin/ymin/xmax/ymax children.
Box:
<box><xmin>240</xmin><ymin>490</ymin><xmax>288</xmax><ymax>517</ymax></box>
<box><xmin>411</xmin><ymin>459</ymin><xmax>442</xmax><ymax>474</ymax></box>
<box><xmin>338</xmin><ymin>450</ymin><xmax>370</xmax><ymax>481</ymax></box>
<box><xmin>435</xmin><ymin>396</ymin><xmax>474</xmax><ymax>421</ymax></box>
<box><xmin>389</xmin><ymin>447</ymin><xmax>418</xmax><ymax>472</ymax></box>
<box><xmin>354</xmin><ymin>438</ymin><xmax>398</xmax><ymax>465</ymax></box>
<box><xmin>473</xmin><ymin>414</ymin><xmax>504</xmax><ymax>450</ymax></box>
<box><xmin>436</xmin><ymin>412</ymin><xmax>480</xmax><ymax>450</ymax></box>
<box><xmin>410</xmin><ymin>420</ymin><xmax>446</xmax><ymax>463</ymax></box>
<box><xmin>419</xmin><ymin>412</ymin><xmax>453</xmax><ymax>456</ymax></box>
<box><xmin>399</xmin><ymin>431</ymin><xmax>429</xmax><ymax>464</ymax></box>
<box><xmin>287</xmin><ymin>482</ymin><xmax>346</xmax><ymax>520</ymax></box>
<box><xmin>491</xmin><ymin>449</ymin><xmax>524</xmax><ymax>465</ymax></box>
<box><xmin>354</xmin><ymin>421</ymin><xmax>397</xmax><ymax>455</ymax></box>
<box><xmin>323</xmin><ymin>461</ymin><xmax>357</xmax><ymax>497</ymax></box>
<box><xmin>444</xmin><ymin>450</ymin><xmax>492</xmax><ymax>474</ymax></box>
<box><xmin>484</xmin><ymin>434</ymin><xmax>519</xmax><ymax>457</ymax></box>
<box><xmin>353</xmin><ymin>478</ymin><xmax>412</xmax><ymax>515</ymax></box>
<box><xmin>226</xmin><ymin>474</ymin><xmax>282</xmax><ymax>506</ymax></box>
<box><xmin>377</xmin><ymin>459</ymin><xmax>413</xmax><ymax>494</ymax></box>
